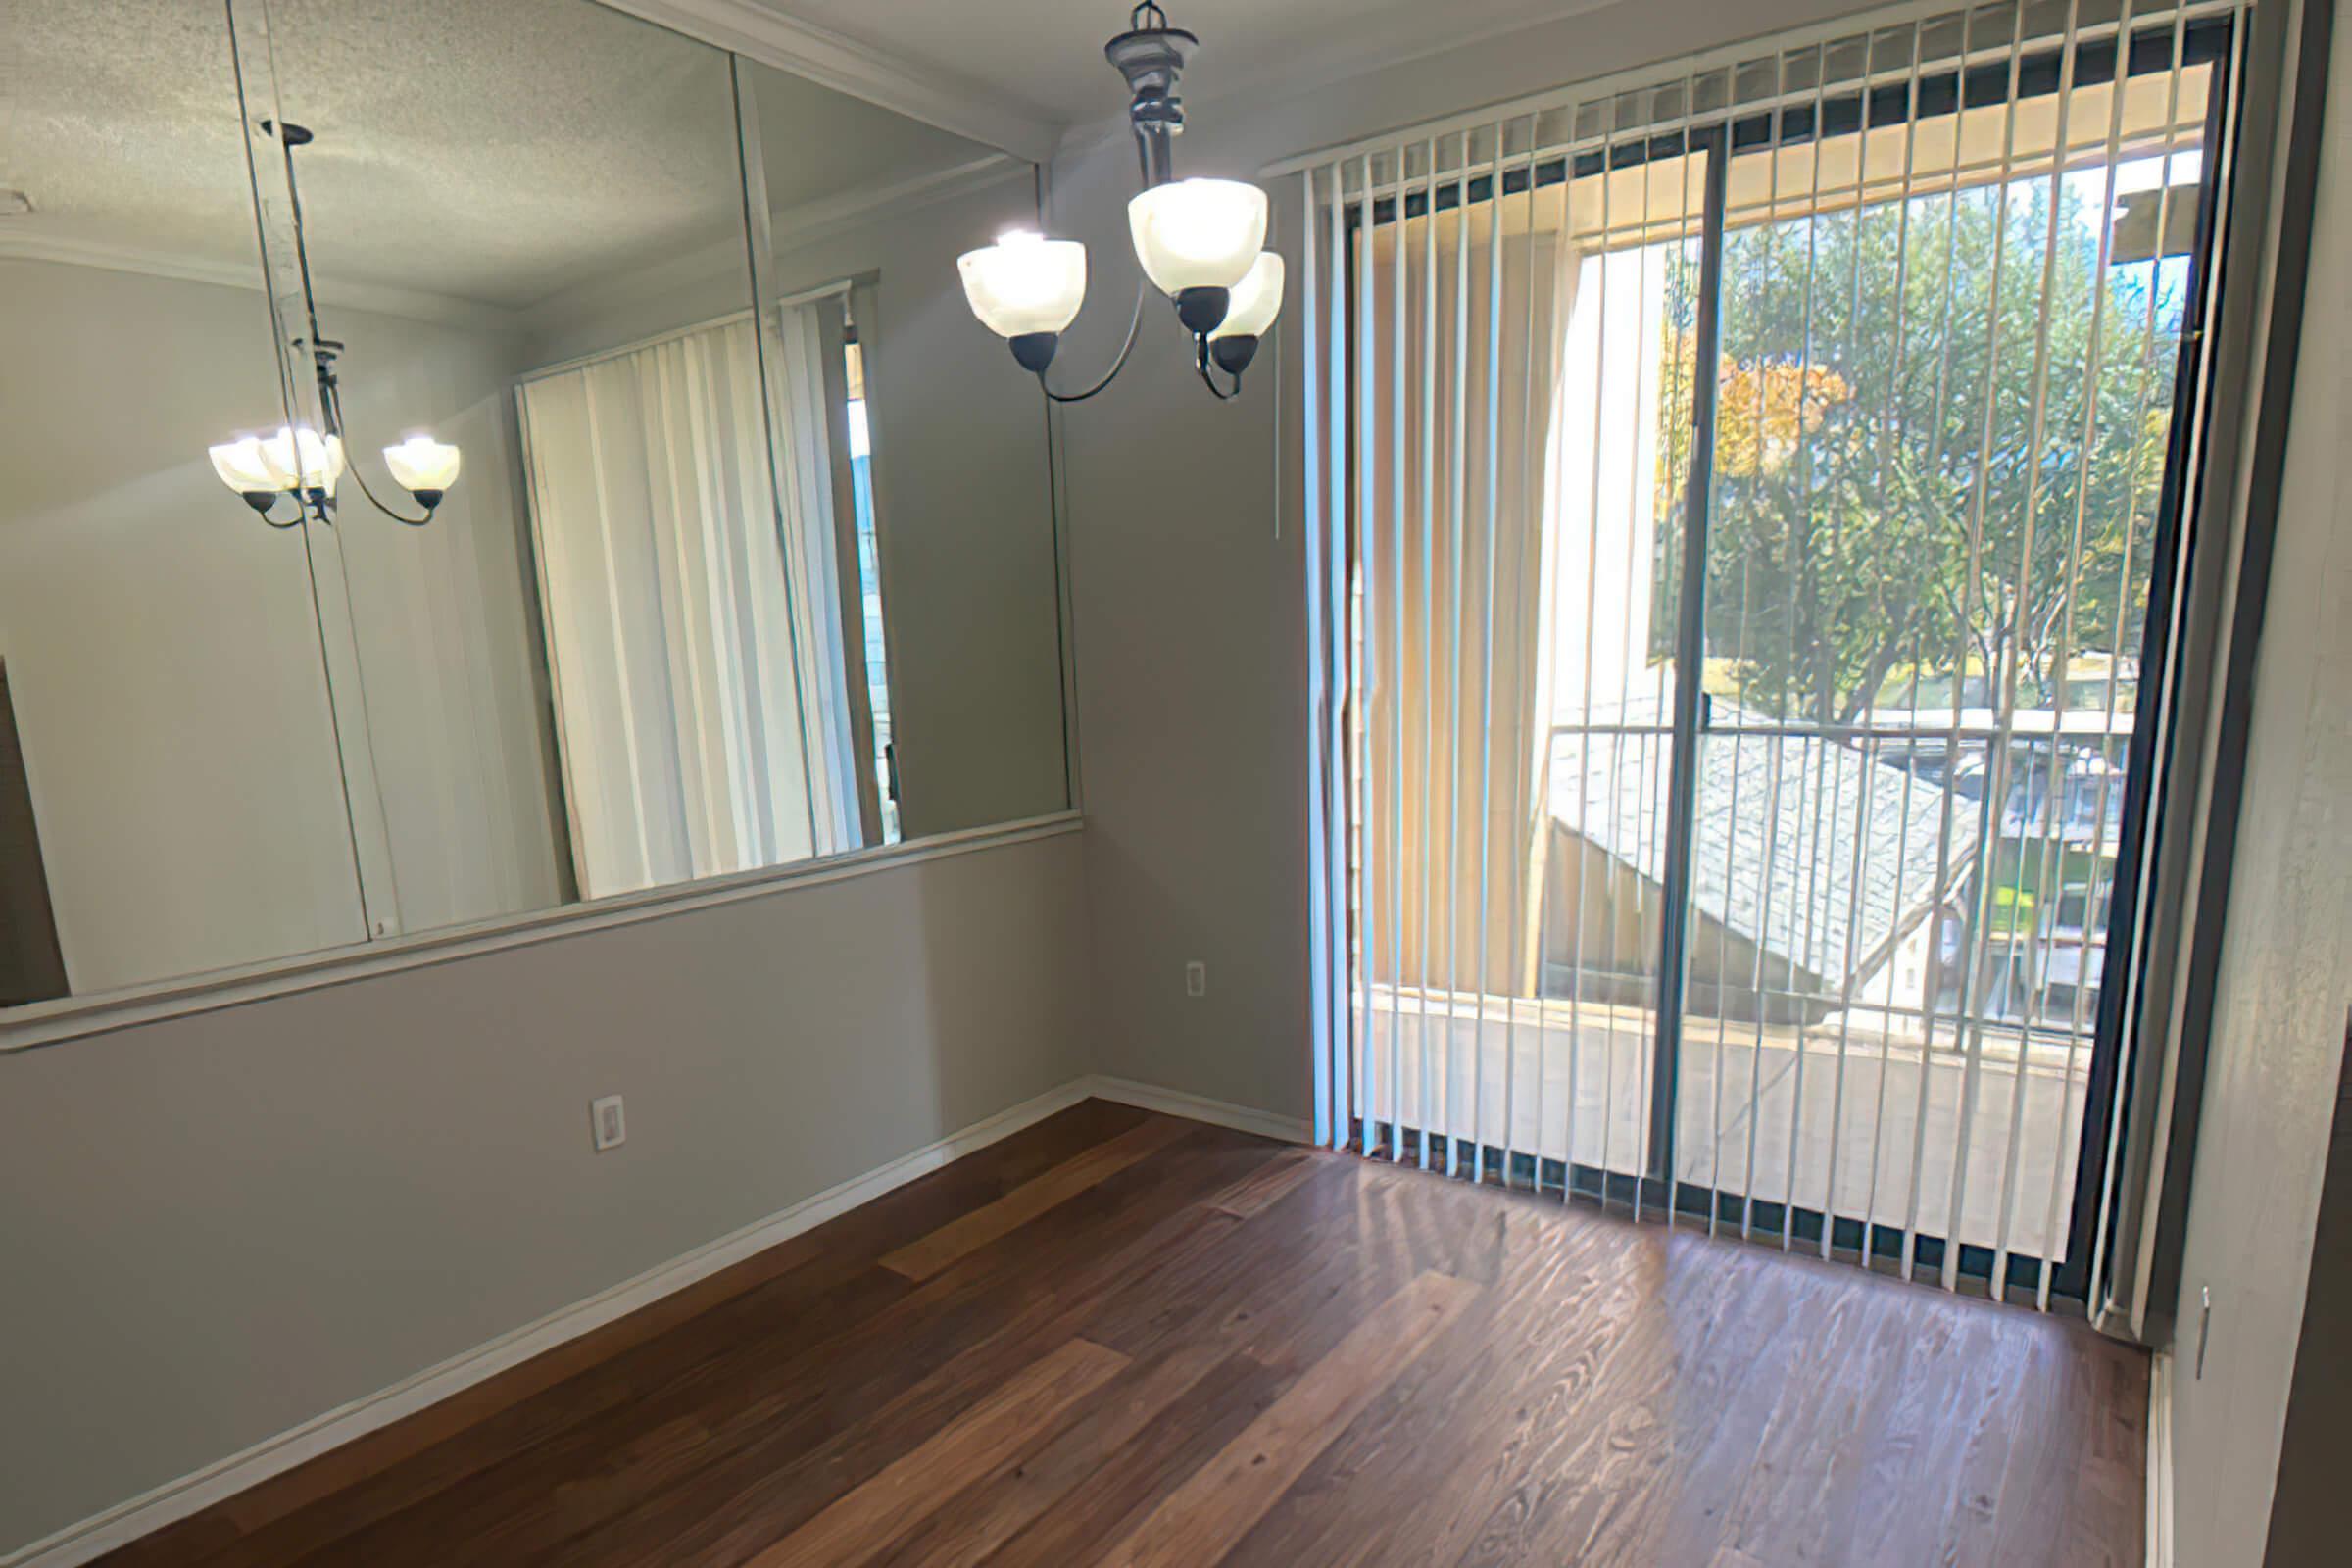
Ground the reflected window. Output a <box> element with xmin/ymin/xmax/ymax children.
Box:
<box><xmin>842</xmin><ymin>318</ymin><xmax>902</xmax><ymax>846</ymax></box>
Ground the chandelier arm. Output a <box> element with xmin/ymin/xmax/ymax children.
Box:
<box><xmin>345</xmin><ymin>460</ymin><xmax>438</xmax><ymax>527</ymax></box>
<box><xmin>1029</xmin><ymin>110</ymin><xmax>1159</xmax><ymax>406</ymax></box>
<box><xmin>1193</xmin><ymin>336</ymin><xmax>1238</xmax><ymax>401</ymax></box>
<box><xmin>1038</xmin><ymin>273</ymin><xmax>1150</xmax><ymax>404</ymax></box>
<box><xmin>321</xmin><ymin>374</ymin><xmax>436</xmax><ymax>526</ymax></box>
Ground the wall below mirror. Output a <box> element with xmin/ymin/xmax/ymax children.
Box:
<box><xmin>0</xmin><ymin>0</ymin><xmax>1069</xmax><ymax>1014</ymax></box>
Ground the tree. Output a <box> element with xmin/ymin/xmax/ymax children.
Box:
<box><xmin>1650</xmin><ymin>166</ymin><xmax>2184</xmax><ymax>727</ymax></box>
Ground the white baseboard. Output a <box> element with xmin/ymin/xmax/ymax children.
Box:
<box><xmin>4</xmin><ymin>1078</ymin><xmax>1096</xmax><ymax>1568</ymax></box>
<box><xmin>2147</xmin><ymin>1349</ymin><xmax>2174</xmax><ymax>1568</ymax></box>
<box><xmin>1083</xmin><ymin>1074</ymin><xmax>1314</xmax><ymax>1145</ymax></box>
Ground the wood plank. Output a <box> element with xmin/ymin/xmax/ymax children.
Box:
<box><xmin>881</xmin><ymin>1116</ymin><xmax>1198</xmax><ymax>1281</ymax></box>
<box><xmin>141</xmin><ymin>1099</ymin><xmax>1144</xmax><ymax>1568</ymax></box>
<box><xmin>90</xmin><ymin>1101</ymin><xmax>2150</xmax><ymax>1568</ymax></box>
<box><xmin>1205</xmin><ymin>1148</ymin><xmax>1321</xmax><ymax>1218</ymax></box>
<box><xmin>1417</xmin><ymin>1234</ymin><xmax>1765</xmax><ymax>1567</ymax></box>
<box><xmin>1700</xmin><ymin>1256</ymin><xmax>1918</xmax><ymax>1565</ymax></box>
<box><xmin>742</xmin><ymin>1338</ymin><xmax>1129</xmax><ymax>1568</ymax></box>
<box><xmin>1230</xmin><ymin>1200</ymin><xmax>1700</xmax><ymax>1568</ymax></box>
<box><xmin>864</xmin><ymin>1336</ymin><xmax>1237</xmax><ymax>1568</ymax></box>
<box><xmin>493</xmin><ymin>1131</ymin><xmax>1273</xmax><ymax>1567</ymax></box>
<box><xmin>938</xmin><ymin>1163</ymin><xmax>1494</xmax><ymax>1566</ymax></box>
<box><xmin>973</xmin><ymin>1351</ymin><xmax>1286</xmax><ymax>1566</ymax></box>
<box><xmin>1992</xmin><ymin>1322</ymin><xmax>2144</xmax><ymax>1568</ymax></box>
<box><xmin>1095</xmin><ymin>1270</ymin><xmax>1480</xmax><ymax>1568</ymax></box>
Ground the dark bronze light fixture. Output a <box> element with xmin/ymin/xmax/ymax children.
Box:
<box><xmin>954</xmin><ymin>3</ymin><xmax>1284</xmax><ymax>402</ymax></box>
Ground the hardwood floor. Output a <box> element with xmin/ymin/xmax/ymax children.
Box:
<box><xmin>101</xmin><ymin>1100</ymin><xmax>2147</xmax><ymax>1567</ymax></box>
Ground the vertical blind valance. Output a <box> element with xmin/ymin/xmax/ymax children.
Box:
<box><xmin>1266</xmin><ymin>0</ymin><xmax>2245</xmax><ymax>191</ymax></box>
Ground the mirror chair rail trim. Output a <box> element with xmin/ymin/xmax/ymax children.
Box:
<box><xmin>0</xmin><ymin>811</ymin><xmax>1081</xmax><ymax>1056</ymax></box>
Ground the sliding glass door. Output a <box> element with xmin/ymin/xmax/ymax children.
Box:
<box><xmin>1667</xmin><ymin>8</ymin><xmax>2226</xmax><ymax>1298</ymax></box>
<box><xmin>1327</xmin><ymin>0</ymin><xmax>2234</xmax><ymax>1303</ymax></box>
<box><xmin>1344</xmin><ymin>122</ymin><xmax>1713</xmax><ymax>1193</ymax></box>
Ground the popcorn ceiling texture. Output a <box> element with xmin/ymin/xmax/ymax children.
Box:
<box><xmin>2</xmin><ymin>0</ymin><xmax>996</xmax><ymax>313</ymax></box>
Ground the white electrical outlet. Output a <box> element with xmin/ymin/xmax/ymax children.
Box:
<box><xmin>591</xmin><ymin>1095</ymin><xmax>626</xmax><ymax>1152</ymax></box>
<box><xmin>1185</xmin><ymin>960</ymin><xmax>1207</xmax><ymax>998</ymax></box>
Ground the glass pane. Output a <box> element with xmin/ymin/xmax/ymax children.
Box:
<box><xmin>1535</xmin><ymin>144</ymin><xmax>1709</xmax><ymax>1186</ymax></box>
<box><xmin>1676</xmin><ymin>37</ymin><xmax>2215</xmax><ymax>1265</ymax></box>
<box><xmin>254</xmin><ymin>0</ymin><xmax>756</xmax><ymax>919</ymax></box>
<box><xmin>244</xmin><ymin>0</ymin><xmax>1064</xmax><ymax>930</ymax></box>
<box><xmin>0</xmin><ymin>0</ymin><xmax>368</xmax><ymax>1001</ymax></box>
<box><xmin>1349</xmin><ymin>133</ymin><xmax>1710</xmax><ymax>1185</ymax></box>
<box><xmin>737</xmin><ymin>52</ymin><xmax>1070</xmax><ymax>840</ymax></box>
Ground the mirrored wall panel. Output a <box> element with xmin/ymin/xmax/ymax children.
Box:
<box><xmin>0</xmin><ymin>0</ymin><xmax>1069</xmax><ymax>1010</ymax></box>
<box><xmin>0</xmin><ymin>0</ymin><xmax>367</xmax><ymax>1002</ymax></box>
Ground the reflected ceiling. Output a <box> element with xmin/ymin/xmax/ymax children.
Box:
<box><xmin>0</xmin><ymin>0</ymin><xmax>1004</xmax><ymax>315</ymax></box>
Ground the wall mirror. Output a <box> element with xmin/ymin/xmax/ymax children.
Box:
<box><xmin>0</xmin><ymin>0</ymin><xmax>1068</xmax><ymax>1014</ymax></box>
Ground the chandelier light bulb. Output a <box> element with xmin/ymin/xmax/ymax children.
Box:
<box><xmin>260</xmin><ymin>425</ymin><xmax>345</xmax><ymax>497</ymax></box>
<box><xmin>383</xmin><ymin>434</ymin><xmax>463</xmax><ymax>496</ymax></box>
<box><xmin>1208</xmin><ymin>252</ymin><xmax>1285</xmax><ymax>342</ymax></box>
<box><xmin>209</xmin><ymin>434</ymin><xmax>297</xmax><ymax>498</ymax></box>
<box><xmin>1126</xmin><ymin>179</ymin><xmax>1268</xmax><ymax>294</ymax></box>
<box><xmin>956</xmin><ymin>230</ymin><xmax>1090</xmax><ymax>340</ymax></box>
<box><xmin>1204</xmin><ymin>251</ymin><xmax>1285</xmax><ymax>380</ymax></box>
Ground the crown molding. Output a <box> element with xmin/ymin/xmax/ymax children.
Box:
<box><xmin>607</xmin><ymin>0</ymin><xmax>1063</xmax><ymax>165</ymax></box>
<box><xmin>0</xmin><ymin>234</ymin><xmax>522</xmax><ymax>333</ymax></box>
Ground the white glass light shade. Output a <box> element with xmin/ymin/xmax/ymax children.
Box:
<box><xmin>383</xmin><ymin>434</ymin><xmax>463</xmax><ymax>492</ymax></box>
<box><xmin>956</xmin><ymin>231</ymin><xmax>1088</xmax><ymax>338</ymax></box>
<box><xmin>1126</xmin><ymin>178</ymin><xmax>1268</xmax><ymax>296</ymax></box>
<box><xmin>258</xmin><ymin>425</ymin><xmax>344</xmax><ymax>496</ymax></box>
<box><xmin>1207</xmin><ymin>252</ymin><xmax>1285</xmax><ymax>341</ymax></box>
<box><xmin>209</xmin><ymin>435</ymin><xmax>296</xmax><ymax>496</ymax></box>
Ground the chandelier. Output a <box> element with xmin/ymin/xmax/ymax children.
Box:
<box><xmin>208</xmin><ymin>122</ymin><xmax>461</xmax><ymax>528</ymax></box>
<box><xmin>955</xmin><ymin>3</ymin><xmax>1284</xmax><ymax>402</ymax></box>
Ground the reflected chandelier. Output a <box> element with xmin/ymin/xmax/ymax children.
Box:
<box><xmin>956</xmin><ymin>3</ymin><xmax>1284</xmax><ymax>402</ymax></box>
<box><xmin>209</xmin><ymin>121</ymin><xmax>460</xmax><ymax>528</ymax></box>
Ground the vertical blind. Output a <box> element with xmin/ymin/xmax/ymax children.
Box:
<box><xmin>1295</xmin><ymin>0</ymin><xmax>2245</xmax><ymax>1310</ymax></box>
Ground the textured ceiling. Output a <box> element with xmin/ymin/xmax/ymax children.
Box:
<box><xmin>756</xmin><ymin>0</ymin><xmax>1617</xmax><ymax>127</ymax></box>
<box><xmin>0</xmin><ymin>0</ymin><xmax>1001</xmax><ymax>314</ymax></box>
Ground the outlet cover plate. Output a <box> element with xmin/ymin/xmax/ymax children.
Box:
<box><xmin>591</xmin><ymin>1095</ymin><xmax>626</xmax><ymax>1152</ymax></box>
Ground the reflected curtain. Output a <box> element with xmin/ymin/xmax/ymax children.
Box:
<box><xmin>762</xmin><ymin>300</ymin><xmax>863</xmax><ymax>855</ymax></box>
<box><xmin>516</xmin><ymin>306</ymin><xmax>856</xmax><ymax>900</ymax></box>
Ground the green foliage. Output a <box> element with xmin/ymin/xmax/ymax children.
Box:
<box><xmin>1652</xmin><ymin>165</ymin><xmax>2186</xmax><ymax>724</ymax></box>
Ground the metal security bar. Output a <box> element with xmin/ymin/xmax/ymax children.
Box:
<box><xmin>1300</xmin><ymin>0</ymin><xmax>2244</xmax><ymax>1312</ymax></box>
